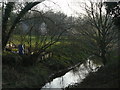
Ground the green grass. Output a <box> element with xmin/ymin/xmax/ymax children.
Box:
<box><xmin>3</xmin><ymin>34</ymin><xmax>92</xmax><ymax>88</ymax></box>
<box><xmin>3</xmin><ymin>37</ymin><xmax>89</xmax><ymax>88</ymax></box>
<box><xmin>10</xmin><ymin>34</ymin><xmax>63</xmax><ymax>47</ymax></box>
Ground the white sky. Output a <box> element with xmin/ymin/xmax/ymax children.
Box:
<box><xmin>37</xmin><ymin>0</ymin><xmax>113</xmax><ymax>17</ymax></box>
<box><xmin>38</xmin><ymin>0</ymin><xmax>90</xmax><ymax>17</ymax></box>
<box><xmin>1</xmin><ymin>0</ymin><xmax>119</xmax><ymax>17</ymax></box>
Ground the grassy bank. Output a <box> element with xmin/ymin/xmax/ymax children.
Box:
<box><xmin>2</xmin><ymin>40</ymin><xmax>88</xmax><ymax>88</ymax></box>
<box><xmin>66</xmin><ymin>54</ymin><xmax>119</xmax><ymax>88</ymax></box>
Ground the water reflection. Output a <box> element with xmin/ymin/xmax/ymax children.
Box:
<box><xmin>42</xmin><ymin>60</ymin><xmax>101</xmax><ymax>89</ymax></box>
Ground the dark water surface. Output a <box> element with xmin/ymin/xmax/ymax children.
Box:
<box><xmin>41</xmin><ymin>59</ymin><xmax>101</xmax><ymax>89</ymax></box>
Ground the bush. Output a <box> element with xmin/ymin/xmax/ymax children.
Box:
<box><xmin>2</xmin><ymin>51</ymin><xmax>22</xmax><ymax>67</ymax></box>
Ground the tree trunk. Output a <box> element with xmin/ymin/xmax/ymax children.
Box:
<box><xmin>2</xmin><ymin>34</ymin><xmax>9</xmax><ymax>51</ymax></box>
<box><xmin>101</xmin><ymin>50</ymin><xmax>107</xmax><ymax>65</ymax></box>
<box><xmin>2</xmin><ymin>2</ymin><xmax>42</xmax><ymax>50</ymax></box>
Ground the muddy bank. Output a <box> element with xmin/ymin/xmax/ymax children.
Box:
<box><xmin>65</xmin><ymin>59</ymin><xmax>119</xmax><ymax>89</ymax></box>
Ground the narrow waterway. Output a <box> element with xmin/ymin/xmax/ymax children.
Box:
<box><xmin>41</xmin><ymin>59</ymin><xmax>101</xmax><ymax>89</ymax></box>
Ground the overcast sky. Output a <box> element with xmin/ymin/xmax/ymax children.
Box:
<box><xmin>1</xmin><ymin>0</ymin><xmax>119</xmax><ymax>17</ymax></box>
<box><xmin>37</xmin><ymin>0</ymin><xmax>90</xmax><ymax>17</ymax></box>
<box><xmin>37</xmin><ymin>0</ymin><xmax>113</xmax><ymax>17</ymax></box>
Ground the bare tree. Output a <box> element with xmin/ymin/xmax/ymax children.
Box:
<box><xmin>2</xmin><ymin>1</ymin><xmax>45</xmax><ymax>50</ymax></box>
<box><xmin>11</xmin><ymin>10</ymin><xmax>72</xmax><ymax>62</ymax></box>
<box><xmin>27</xmin><ymin>11</ymin><xmax>71</xmax><ymax>58</ymax></box>
<box><xmin>75</xmin><ymin>0</ymin><xmax>118</xmax><ymax>65</ymax></box>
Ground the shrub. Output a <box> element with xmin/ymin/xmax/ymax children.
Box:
<box><xmin>2</xmin><ymin>51</ymin><xmax>22</xmax><ymax>67</ymax></box>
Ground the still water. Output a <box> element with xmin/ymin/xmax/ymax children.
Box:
<box><xmin>41</xmin><ymin>59</ymin><xmax>101</xmax><ymax>89</ymax></box>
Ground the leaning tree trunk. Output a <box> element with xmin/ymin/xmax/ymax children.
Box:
<box><xmin>100</xmin><ymin>36</ymin><xmax>107</xmax><ymax>66</ymax></box>
<box><xmin>101</xmin><ymin>51</ymin><xmax>107</xmax><ymax>66</ymax></box>
<box><xmin>2</xmin><ymin>2</ymin><xmax>15</xmax><ymax>50</ymax></box>
<box><xmin>2</xmin><ymin>2</ymin><xmax>42</xmax><ymax>50</ymax></box>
